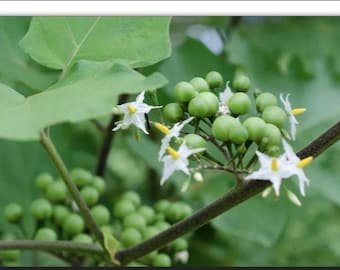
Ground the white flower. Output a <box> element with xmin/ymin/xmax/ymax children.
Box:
<box><xmin>282</xmin><ymin>139</ymin><xmax>313</xmax><ymax>196</ymax></box>
<box><xmin>245</xmin><ymin>151</ymin><xmax>291</xmax><ymax>196</ymax></box>
<box><xmin>112</xmin><ymin>91</ymin><xmax>161</xmax><ymax>134</ymax></box>
<box><xmin>218</xmin><ymin>81</ymin><xmax>233</xmax><ymax>115</ymax></box>
<box><xmin>280</xmin><ymin>93</ymin><xmax>306</xmax><ymax>140</ymax></box>
<box><xmin>160</xmin><ymin>142</ymin><xmax>205</xmax><ymax>186</ymax></box>
<box><xmin>155</xmin><ymin>117</ymin><xmax>194</xmax><ymax>161</ymax></box>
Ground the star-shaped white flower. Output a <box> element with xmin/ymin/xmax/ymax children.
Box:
<box><xmin>280</xmin><ymin>93</ymin><xmax>306</xmax><ymax>140</ymax></box>
<box><xmin>281</xmin><ymin>139</ymin><xmax>313</xmax><ymax>196</ymax></box>
<box><xmin>160</xmin><ymin>142</ymin><xmax>205</xmax><ymax>186</ymax></box>
<box><xmin>245</xmin><ymin>150</ymin><xmax>291</xmax><ymax>196</ymax></box>
<box><xmin>112</xmin><ymin>91</ymin><xmax>161</xmax><ymax>134</ymax></box>
<box><xmin>155</xmin><ymin>117</ymin><xmax>194</xmax><ymax>161</ymax></box>
<box><xmin>218</xmin><ymin>81</ymin><xmax>233</xmax><ymax>115</ymax></box>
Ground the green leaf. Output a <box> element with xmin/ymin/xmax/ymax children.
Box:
<box><xmin>0</xmin><ymin>17</ymin><xmax>59</xmax><ymax>95</ymax></box>
<box><xmin>102</xmin><ymin>226</ymin><xmax>121</xmax><ymax>265</ymax></box>
<box><xmin>0</xmin><ymin>62</ymin><xmax>168</xmax><ymax>141</ymax></box>
<box><xmin>20</xmin><ymin>16</ymin><xmax>171</xmax><ymax>75</ymax></box>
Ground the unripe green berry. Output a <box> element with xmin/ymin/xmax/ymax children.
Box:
<box><xmin>53</xmin><ymin>205</ymin><xmax>70</xmax><ymax>226</ymax></box>
<box><xmin>71</xmin><ymin>168</ymin><xmax>92</xmax><ymax>188</ymax></box>
<box><xmin>165</xmin><ymin>202</ymin><xmax>188</xmax><ymax>222</ymax></box>
<box><xmin>264</xmin><ymin>123</ymin><xmax>282</xmax><ymax>146</ymax></box>
<box><xmin>34</xmin><ymin>228</ymin><xmax>57</xmax><ymax>241</ymax></box>
<box><xmin>229</xmin><ymin>125</ymin><xmax>249</xmax><ymax>145</ymax></box>
<box><xmin>256</xmin><ymin>92</ymin><xmax>278</xmax><ymax>112</ymax></box>
<box><xmin>243</xmin><ymin>117</ymin><xmax>267</xmax><ymax>142</ymax></box>
<box><xmin>197</xmin><ymin>92</ymin><xmax>219</xmax><ymax>117</ymax></box>
<box><xmin>228</xmin><ymin>92</ymin><xmax>251</xmax><ymax>115</ymax></box>
<box><xmin>114</xmin><ymin>199</ymin><xmax>136</xmax><ymax>219</ymax></box>
<box><xmin>137</xmin><ymin>206</ymin><xmax>156</xmax><ymax>225</ymax></box>
<box><xmin>267</xmin><ymin>145</ymin><xmax>281</xmax><ymax>157</ymax></box>
<box><xmin>35</xmin><ymin>173</ymin><xmax>54</xmax><ymax>191</ymax></box>
<box><xmin>205</xmin><ymin>71</ymin><xmax>223</xmax><ymax>89</ymax></box>
<box><xmin>155</xmin><ymin>221</ymin><xmax>171</xmax><ymax>231</ymax></box>
<box><xmin>163</xmin><ymin>103</ymin><xmax>184</xmax><ymax>123</ymax></box>
<box><xmin>63</xmin><ymin>213</ymin><xmax>84</xmax><ymax>236</ymax></box>
<box><xmin>152</xmin><ymin>253</ymin><xmax>171</xmax><ymax>267</ymax></box>
<box><xmin>91</xmin><ymin>205</ymin><xmax>110</xmax><ymax>226</ymax></box>
<box><xmin>30</xmin><ymin>198</ymin><xmax>52</xmax><ymax>220</ymax></box>
<box><xmin>121</xmin><ymin>191</ymin><xmax>141</xmax><ymax>207</ymax></box>
<box><xmin>175</xmin><ymin>202</ymin><xmax>193</xmax><ymax>219</ymax></box>
<box><xmin>262</xmin><ymin>105</ymin><xmax>287</xmax><ymax>128</ymax></box>
<box><xmin>232</xmin><ymin>74</ymin><xmax>250</xmax><ymax>92</ymax></box>
<box><xmin>184</xmin><ymin>134</ymin><xmax>207</xmax><ymax>149</ymax></box>
<box><xmin>121</xmin><ymin>228</ymin><xmax>142</xmax><ymax>247</ymax></box>
<box><xmin>154</xmin><ymin>200</ymin><xmax>170</xmax><ymax>213</ymax></box>
<box><xmin>190</xmin><ymin>77</ymin><xmax>210</xmax><ymax>93</ymax></box>
<box><xmin>91</xmin><ymin>176</ymin><xmax>106</xmax><ymax>195</ymax></box>
<box><xmin>212</xmin><ymin>115</ymin><xmax>239</xmax><ymax>141</ymax></box>
<box><xmin>173</xmin><ymin>82</ymin><xmax>196</xmax><ymax>103</ymax></box>
<box><xmin>80</xmin><ymin>186</ymin><xmax>99</xmax><ymax>206</ymax></box>
<box><xmin>188</xmin><ymin>96</ymin><xmax>209</xmax><ymax>118</ymax></box>
<box><xmin>123</xmin><ymin>213</ymin><xmax>146</xmax><ymax>231</ymax></box>
<box><xmin>45</xmin><ymin>181</ymin><xmax>68</xmax><ymax>203</ymax></box>
<box><xmin>154</xmin><ymin>213</ymin><xmax>166</xmax><ymax>222</ymax></box>
<box><xmin>4</xmin><ymin>203</ymin><xmax>23</xmax><ymax>223</ymax></box>
<box><xmin>142</xmin><ymin>226</ymin><xmax>160</xmax><ymax>240</ymax></box>
<box><xmin>72</xmin><ymin>233</ymin><xmax>93</xmax><ymax>244</ymax></box>
<box><xmin>172</xmin><ymin>238</ymin><xmax>188</xmax><ymax>252</ymax></box>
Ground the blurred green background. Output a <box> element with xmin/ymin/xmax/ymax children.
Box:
<box><xmin>0</xmin><ymin>16</ymin><xmax>339</xmax><ymax>266</ymax></box>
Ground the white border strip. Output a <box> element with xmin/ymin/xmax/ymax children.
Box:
<box><xmin>0</xmin><ymin>1</ymin><xmax>340</xmax><ymax>15</ymax></box>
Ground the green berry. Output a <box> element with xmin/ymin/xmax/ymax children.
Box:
<box><xmin>263</xmin><ymin>123</ymin><xmax>282</xmax><ymax>146</ymax></box>
<box><xmin>205</xmin><ymin>71</ymin><xmax>223</xmax><ymax>89</ymax></box>
<box><xmin>91</xmin><ymin>205</ymin><xmax>110</xmax><ymax>226</ymax></box>
<box><xmin>71</xmin><ymin>168</ymin><xmax>92</xmax><ymax>188</ymax></box>
<box><xmin>262</xmin><ymin>105</ymin><xmax>288</xmax><ymax>128</ymax></box>
<box><xmin>30</xmin><ymin>198</ymin><xmax>52</xmax><ymax>220</ymax></box>
<box><xmin>114</xmin><ymin>199</ymin><xmax>136</xmax><ymax>219</ymax></box>
<box><xmin>53</xmin><ymin>205</ymin><xmax>70</xmax><ymax>226</ymax></box>
<box><xmin>91</xmin><ymin>176</ymin><xmax>106</xmax><ymax>195</ymax></box>
<box><xmin>173</xmin><ymin>82</ymin><xmax>196</xmax><ymax>103</ymax></box>
<box><xmin>137</xmin><ymin>206</ymin><xmax>155</xmax><ymax>225</ymax></box>
<box><xmin>154</xmin><ymin>200</ymin><xmax>170</xmax><ymax>213</ymax></box>
<box><xmin>175</xmin><ymin>202</ymin><xmax>193</xmax><ymax>219</ymax></box>
<box><xmin>154</xmin><ymin>213</ymin><xmax>166</xmax><ymax>222</ymax></box>
<box><xmin>4</xmin><ymin>203</ymin><xmax>23</xmax><ymax>223</ymax></box>
<box><xmin>184</xmin><ymin>134</ymin><xmax>207</xmax><ymax>149</ymax></box>
<box><xmin>172</xmin><ymin>238</ymin><xmax>188</xmax><ymax>252</ymax></box>
<box><xmin>35</xmin><ymin>172</ymin><xmax>54</xmax><ymax>191</ymax></box>
<box><xmin>267</xmin><ymin>145</ymin><xmax>281</xmax><ymax>157</ymax></box>
<box><xmin>80</xmin><ymin>186</ymin><xmax>99</xmax><ymax>206</ymax></box>
<box><xmin>229</xmin><ymin>125</ymin><xmax>249</xmax><ymax>145</ymax></box>
<box><xmin>188</xmin><ymin>96</ymin><xmax>209</xmax><ymax>118</ymax></box>
<box><xmin>142</xmin><ymin>226</ymin><xmax>160</xmax><ymax>240</ymax></box>
<box><xmin>45</xmin><ymin>181</ymin><xmax>68</xmax><ymax>203</ymax></box>
<box><xmin>232</xmin><ymin>74</ymin><xmax>250</xmax><ymax>92</ymax></box>
<box><xmin>228</xmin><ymin>92</ymin><xmax>251</xmax><ymax>115</ymax></box>
<box><xmin>0</xmin><ymin>249</ymin><xmax>20</xmax><ymax>261</ymax></box>
<box><xmin>63</xmin><ymin>214</ymin><xmax>84</xmax><ymax>236</ymax></box>
<box><xmin>155</xmin><ymin>221</ymin><xmax>171</xmax><ymax>231</ymax></box>
<box><xmin>212</xmin><ymin>115</ymin><xmax>239</xmax><ymax>141</ymax></box>
<box><xmin>163</xmin><ymin>103</ymin><xmax>184</xmax><ymax>123</ymax></box>
<box><xmin>152</xmin><ymin>253</ymin><xmax>171</xmax><ymax>267</ymax></box>
<box><xmin>165</xmin><ymin>202</ymin><xmax>187</xmax><ymax>222</ymax></box>
<box><xmin>123</xmin><ymin>213</ymin><xmax>146</xmax><ymax>231</ymax></box>
<box><xmin>121</xmin><ymin>228</ymin><xmax>142</xmax><ymax>247</ymax></box>
<box><xmin>34</xmin><ymin>228</ymin><xmax>57</xmax><ymax>241</ymax></box>
<box><xmin>243</xmin><ymin>117</ymin><xmax>267</xmax><ymax>142</ymax></box>
<box><xmin>190</xmin><ymin>77</ymin><xmax>210</xmax><ymax>93</ymax></box>
<box><xmin>72</xmin><ymin>233</ymin><xmax>93</xmax><ymax>244</ymax></box>
<box><xmin>256</xmin><ymin>92</ymin><xmax>278</xmax><ymax>112</ymax></box>
<box><xmin>197</xmin><ymin>92</ymin><xmax>219</xmax><ymax>117</ymax></box>
<box><xmin>121</xmin><ymin>191</ymin><xmax>141</xmax><ymax>208</ymax></box>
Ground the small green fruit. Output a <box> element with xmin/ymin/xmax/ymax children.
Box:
<box><xmin>173</xmin><ymin>82</ymin><xmax>196</xmax><ymax>103</ymax></box>
<box><xmin>229</xmin><ymin>125</ymin><xmax>249</xmax><ymax>145</ymax></box>
<box><xmin>80</xmin><ymin>186</ymin><xmax>99</xmax><ymax>206</ymax></box>
<box><xmin>154</xmin><ymin>200</ymin><xmax>170</xmax><ymax>213</ymax></box>
<box><xmin>256</xmin><ymin>92</ymin><xmax>278</xmax><ymax>112</ymax></box>
<box><xmin>172</xmin><ymin>238</ymin><xmax>188</xmax><ymax>252</ymax></box>
<box><xmin>137</xmin><ymin>206</ymin><xmax>156</xmax><ymax>225</ymax></box>
<box><xmin>155</xmin><ymin>221</ymin><xmax>171</xmax><ymax>231</ymax></box>
<box><xmin>4</xmin><ymin>203</ymin><xmax>23</xmax><ymax>223</ymax></box>
<box><xmin>121</xmin><ymin>191</ymin><xmax>141</xmax><ymax>207</ymax></box>
<box><xmin>232</xmin><ymin>74</ymin><xmax>250</xmax><ymax>92</ymax></box>
<box><xmin>228</xmin><ymin>92</ymin><xmax>251</xmax><ymax>115</ymax></box>
<box><xmin>123</xmin><ymin>213</ymin><xmax>146</xmax><ymax>231</ymax></box>
<box><xmin>114</xmin><ymin>199</ymin><xmax>136</xmax><ymax>219</ymax></box>
<box><xmin>34</xmin><ymin>228</ymin><xmax>57</xmax><ymax>241</ymax></box>
<box><xmin>142</xmin><ymin>226</ymin><xmax>160</xmax><ymax>240</ymax></box>
<box><xmin>243</xmin><ymin>117</ymin><xmax>267</xmax><ymax>142</ymax></box>
<box><xmin>91</xmin><ymin>176</ymin><xmax>106</xmax><ymax>195</ymax></box>
<box><xmin>262</xmin><ymin>105</ymin><xmax>288</xmax><ymax>128</ymax></box>
<box><xmin>35</xmin><ymin>173</ymin><xmax>54</xmax><ymax>191</ymax></box>
<box><xmin>71</xmin><ymin>168</ymin><xmax>92</xmax><ymax>188</ymax></box>
<box><xmin>212</xmin><ymin>115</ymin><xmax>239</xmax><ymax>141</ymax></box>
<box><xmin>163</xmin><ymin>103</ymin><xmax>184</xmax><ymax>123</ymax></box>
<box><xmin>264</xmin><ymin>123</ymin><xmax>282</xmax><ymax>146</ymax></box>
<box><xmin>121</xmin><ymin>228</ymin><xmax>142</xmax><ymax>247</ymax></box>
<box><xmin>205</xmin><ymin>71</ymin><xmax>223</xmax><ymax>89</ymax></box>
<box><xmin>197</xmin><ymin>92</ymin><xmax>219</xmax><ymax>116</ymax></box>
<box><xmin>72</xmin><ymin>233</ymin><xmax>93</xmax><ymax>244</ymax></box>
<box><xmin>190</xmin><ymin>77</ymin><xmax>210</xmax><ymax>93</ymax></box>
<box><xmin>30</xmin><ymin>198</ymin><xmax>52</xmax><ymax>220</ymax></box>
<box><xmin>91</xmin><ymin>205</ymin><xmax>110</xmax><ymax>226</ymax></box>
<box><xmin>184</xmin><ymin>134</ymin><xmax>207</xmax><ymax>149</ymax></box>
<box><xmin>45</xmin><ymin>181</ymin><xmax>68</xmax><ymax>203</ymax></box>
<box><xmin>53</xmin><ymin>205</ymin><xmax>70</xmax><ymax>226</ymax></box>
<box><xmin>63</xmin><ymin>214</ymin><xmax>84</xmax><ymax>236</ymax></box>
<box><xmin>152</xmin><ymin>253</ymin><xmax>172</xmax><ymax>267</ymax></box>
<box><xmin>188</xmin><ymin>96</ymin><xmax>209</xmax><ymax>118</ymax></box>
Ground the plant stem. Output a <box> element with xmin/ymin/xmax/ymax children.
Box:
<box><xmin>0</xmin><ymin>240</ymin><xmax>104</xmax><ymax>255</ymax></box>
<box><xmin>95</xmin><ymin>94</ymin><xmax>129</xmax><ymax>177</ymax></box>
<box><xmin>115</xmin><ymin>120</ymin><xmax>340</xmax><ymax>265</ymax></box>
<box><xmin>40</xmin><ymin>131</ymin><xmax>104</xmax><ymax>248</ymax></box>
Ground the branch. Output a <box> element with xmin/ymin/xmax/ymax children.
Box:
<box><xmin>0</xmin><ymin>240</ymin><xmax>104</xmax><ymax>255</ymax></box>
<box><xmin>115</xmin><ymin>120</ymin><xmax>340</xmax><ymax>265</ymax></box>
<box><xmin>95</xmin><ymin>94</ymin><xmax>129</xmax><ymax>177</ymax></box>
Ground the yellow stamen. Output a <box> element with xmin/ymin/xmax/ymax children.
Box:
<box><xmin>154</xmin><ymin>123</ymin><xmax>170</xmax><ymax>134</ymax></box>
<box><xmin>297</xmin><ymin>156</ymin><xmax>313</xmax><ymax>168</ymax></box>
<box><xmin>128</xmin><ymin>105</ymin><xmax>137</xmax><ymax>114</ymax></box>
<box><xmin>271</xmin><ymin>158</ymin><xmax>279</xmax><ymax>171</ymax></box>
<box><xmin>292</xmin><ymin>108</ymin><xmax>306</xmax><ymax>116</ymax></box>
<box><xmin>167</xmin><ymin>146</ymin><xmax>180</xmax><ymax>160</ymax></box>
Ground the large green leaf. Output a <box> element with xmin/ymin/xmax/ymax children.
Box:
<box><xmin>0</xmin><ymin>17</ymin><xmax>59</xmax><ymax>95</ymax></box>
<box><xmin>20</xmin><ymin>16</ymin><xmax>171</xmax><ymax>74</ymax></box>
<box><xmin>0</xmin><ymin>62</ymin><xmax>167</xmax><ymax>141</ymax></box>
